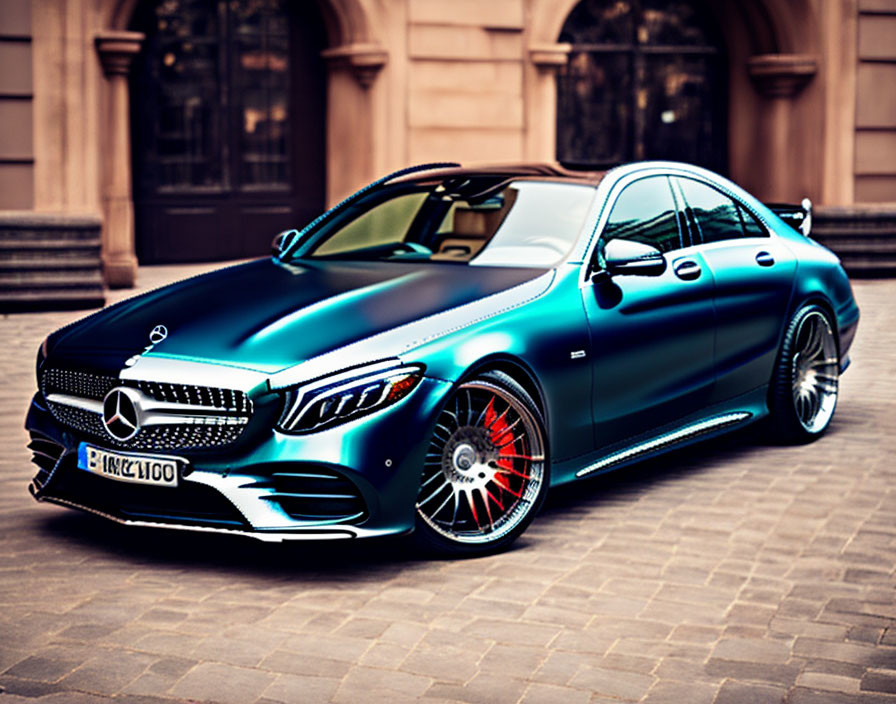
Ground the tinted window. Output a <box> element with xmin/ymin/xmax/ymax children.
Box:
<box><xmin>313</xmin><ymin>192</ymin><xmax>427</xmax><ymax>256</ymax></box>
<box><xmin>739</xmin><ymin>205</ymin><xmax>768</xmax><ymax>238</ymax></box>
<box><xmin>677</xmin><ymin>178</ymin><xmax>746</xmax><ymax>244</ymax></box>
<box><xmin>601</xmin><ymin>176</ymin><xmax>683</xmax><ymax>254</ymax></box>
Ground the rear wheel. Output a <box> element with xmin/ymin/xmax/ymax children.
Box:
<box><xmin>769</xmin><ymin>305</ymin><xmax>839</xmax><ymax>443</ymax></box>
<box><xmin>414</xmin><ymin>370</ymin><xmax>548</xmax><ymax>556</ymax></box>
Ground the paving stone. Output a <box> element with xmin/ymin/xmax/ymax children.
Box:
<box><xmin>261</xmin><ymin>673</ymin><xmax>340</xmax><ymax>704</ymax></box>
<box><xmin>862</xmin><ymin>668</ymin><xmax>896</xmax><ymax>694</ymax></box>
<box><xmin>3</xmin><ymin>656</ymin><xmax>82</xmax><ymax>683</ymax></box>
<box><xmin>425</xmin><ymin>672</ymin><xmax>529</xmax><ymax>704</ymax></box>
<box><xmin>713</xmin><ymin>680</ymin><xmax>787</xmax><ymax>704</ymax></box>
<box><xmin>568</xmin><ymin>666</ymin><xmax>655</xmax><ymax>700</ymax></box>
<box><xmin>795</xmin><ymin>671</ymin><xmax>862</xmax><ymax>693</ymax></box>
<box><xmin>57</xmin><ymin>650</ymin><xmax>156</xmax><ymax>695</ymax></box>
<box><xmin>169</xmin><ymin>661</ymin><xmax>276</xmax><ymax>704</ymax></box>
<box><xmin>711</xmin><ymin>637</ymin><xmax>793</xmax><ymax>664</ymax></box>
<box><xmin>642</xmin><ymin>680</ymin><xmax>718</xmax><ymax>704</ymax></box>
<box><xmin>704</xmin><ymin>659</ymin><xmax>802</xmax><ymax>687</ymax></box>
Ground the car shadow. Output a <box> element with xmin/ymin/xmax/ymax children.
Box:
<box><xmin>35</xmin><ymin>416</ymin><xmax>849</xmax><ymax>573</ymax></box>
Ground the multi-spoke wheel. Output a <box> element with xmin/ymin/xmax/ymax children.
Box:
<box><xmin>769</xmin><ymin>305</ymin><xmax>840</xmax><ymax>442</ymax></box>
<box><xmin>414</xmin><ymin>370</ymin><xmax>548</xmax><ymax>555</ymax></box>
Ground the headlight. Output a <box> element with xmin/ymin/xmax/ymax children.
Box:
<box><xmin>278</xmin><ymin>362</ymin><xmax>424</xmax><ymax>433</ymax></box>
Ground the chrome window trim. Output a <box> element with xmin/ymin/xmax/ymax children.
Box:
<box><xmin>670</xmin><ymin>173</ymin><xmax>771</xmax><ymax>247</ymax></box>
<box><xmin>575</xmin><ymin>161</ymin><xmax>779</xmax><ymax>288</ymax></box>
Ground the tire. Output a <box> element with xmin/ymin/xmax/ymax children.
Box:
<box><xmin>413</xmin><ymin>370</ymin><xmax>549</xmax><ymax>556</ymax></box>
<box><xmin>768</xmin><ymin>304</ymin><xmax>840</xmax><ymax>443</ymax></box>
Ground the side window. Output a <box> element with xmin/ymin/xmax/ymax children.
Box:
<box><xmin>677</xmin><ymin>178</ymin><xmax>765</xmax><ymax>244</ymax></box>
<box><xmin>601</xmin><ymin>176</ymin><xmax>684</xmax><ymax>255</ymax></box>
<box><xmin>739</xmin><ymin>205</ymin><xmax>768</xmax><ymax>238</ymax></box>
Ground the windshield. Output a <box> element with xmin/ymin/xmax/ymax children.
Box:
<box><xmin>293</xmin><ymin>180</ymin><xmax>596</xmax><ymax>268</ymax></box>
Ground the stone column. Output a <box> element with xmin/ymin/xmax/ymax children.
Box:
<box><xmin>321</xmin><ymin>43</ymin><xmax>388</xmax><ymax>205</ymax></box>
<box><xmin>747</xmin><ymin>54</ymin><xmax>817</xmax><ymax>201</ymax></box>
<box><xmin>95</xmin><ymin>31</ymin><xmax>144</xmax><ymax>288</ymax></box>
<box><xmin>526</xmin><ymin>43</ymin><xmax>571</xmax><ymax>161</ymax></box>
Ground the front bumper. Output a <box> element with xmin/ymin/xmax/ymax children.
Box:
<box><xmin>26</xmin><ymin>375</ymin><xmax>451</xmax><ymax>542</ymax></box>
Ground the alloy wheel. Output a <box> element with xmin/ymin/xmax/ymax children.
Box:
<box><xmin>791</xmin><ymin>310</ymin><xmax>839</xmax><ymax>433</ymax></box>
<box><xmin>415</xmin><ymin>379</ymin><xmax>546</xmax><ymax>545</ymax></box>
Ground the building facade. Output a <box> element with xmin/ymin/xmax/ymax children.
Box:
<box><xmin>0</xmin><ymin>0</ymin><xmax>894</xmax><ymax>305</ymax></box>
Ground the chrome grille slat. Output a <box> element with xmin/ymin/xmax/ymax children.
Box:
<box><xmin>42</xmin><ymin>367</ymin><xmax>254</xmax><ymax>451</ymax></box>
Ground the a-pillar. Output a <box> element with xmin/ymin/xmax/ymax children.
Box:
<box><xmin>747</xmin><ymin>54</ymin><xmax>817</xmax><ymax>202</ymax></box>
<box><xmin>95</xmin><ymin>31</ymin><xmax>144</xmax><ymax>288</ymax></box>
<box><xmin>526</xmin><ymin>43</ymin><xmax>571</xmax><ymax>161</ymax></box>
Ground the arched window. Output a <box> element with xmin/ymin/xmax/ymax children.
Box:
<box><xmin>130</xmin><ymin>0</ymin><xmax>326</xmax><ymax>263</ymax></box>
<box><xmin>556</xmin><ymin>0</ymin><xmax>726</xmax><ymax>172</ymax></box>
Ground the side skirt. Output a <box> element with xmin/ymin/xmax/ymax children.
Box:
<box><xmin>575</xmin><ymin>412</ymin><xmax>752</xmax><ymax>479</ymax></box>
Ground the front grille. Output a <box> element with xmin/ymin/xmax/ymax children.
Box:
<box><xmin>41</xmin><ymin>367</ymin><xmax>253</xmax><ymax>452</ymax></box>
<box><xmin>46</xmin><ymin>455</ymin><xmax>248</xmax><ymax>528</ymax></box>
<box><xmin>256</xmin><ymin>467</ymin><xmax>368</xmax><ymax>524</ymax></box>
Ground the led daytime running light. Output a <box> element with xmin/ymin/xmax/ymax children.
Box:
<box><xmin>279</xmin><ymin>365</ymin><xmax>423</xmax><ymax>433</ymax></box>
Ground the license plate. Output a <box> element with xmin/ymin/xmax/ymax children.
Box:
<box><xmin>78</xmin><ymin>444</ymin><xmax>179</xmax><ymax>488</ymax></box>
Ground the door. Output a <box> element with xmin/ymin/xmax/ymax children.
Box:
<box><xmin>582</xmin><ymin>175</ymin><xmax>716</xmax><ymax>449</ymax></box>
<box><xmin>130</xmin><ymin>0</ymin><xmax>326</xmax><ymax>263</ymax></box>
<box><xmin>673</xmin><ymin>177</ymin><xmax>797</xmax><ymax>402</ymax></box>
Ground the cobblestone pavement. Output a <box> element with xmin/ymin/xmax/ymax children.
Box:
<box><xmin>1</xmin><ymin>265</ymin><xmax>894</xmax><ymax>704</ymax></box>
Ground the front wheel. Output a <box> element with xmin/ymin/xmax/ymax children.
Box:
<box><xmin>768</xmin><ymin>305</ymin><xmax>840</xmax><ymax>443</ymax></box>
<box><xmin>414</xmin><ymin>370</ymin><xmax>548</xmax><ymax>556</ymax></box>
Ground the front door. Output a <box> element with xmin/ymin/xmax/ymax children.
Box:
<box><xmin>130</xmin><ymin>0</ymin><xmax>326</xmax><ymax>263</ymax></box>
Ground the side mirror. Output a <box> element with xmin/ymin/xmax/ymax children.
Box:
<box><xmin>601</xmin><ymin>238</ymin><xmax>666</xmax><ymax>277</ymax></box>
<box><xmin>271</xmin><ymin>229</ymin><xmax>300</xmax><ymax>259</ymax></box>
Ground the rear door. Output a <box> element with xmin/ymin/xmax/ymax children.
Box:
<box><xmin>673</xmin><ymin>177</ymin><xmax>797</xmax><ymax>403</ymax></box>
<box><xmin>582</xmin><ymin>175</ymin><xmax>717</xmax><ymax>449</ymax></box>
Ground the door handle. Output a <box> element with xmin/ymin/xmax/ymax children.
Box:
<box><xmin>673</xmin><ymin>259</ymin><xmax>701</xmax><ymax>281</ymax></box>
<box><xmin>756</xmin><ymin>250</ymin><xmax>775</xmax><ymax>267</ymax></box>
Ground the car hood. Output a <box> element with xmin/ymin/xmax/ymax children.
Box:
<box><xmin>50</xmin><ymin>258</ymin><xmax>548</xmax><ymax>374</ymax></box>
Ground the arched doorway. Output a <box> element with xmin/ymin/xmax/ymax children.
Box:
<box><xmin>129</xmin><ymin>0</ymin><xmax>326</xmax><ymax>263</ymax></box>
<box><xmin>556</xmin><ymin>0</ymin><xmax>727</xmax><ymax>172</ymax></box>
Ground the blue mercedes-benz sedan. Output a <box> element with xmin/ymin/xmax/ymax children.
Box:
<box><xmin>26</xmin><ymin>161</ymin><xmax>859</xmax><ymax>555</ymax></box>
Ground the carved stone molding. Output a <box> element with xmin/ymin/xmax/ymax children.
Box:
<box><xmin>95</xmin><ymin>31</ymin><xmax>145</xmax><ymax>77</ymax></box>
<box><xmin>529</xmin><ymin>43</ymin><xmax>571</xmax><ymax>73</ymax></box>
<box><xmin>747</xmin><ymin>53</ymin><xmax>818</xmax><ymax>98</ymax></box>
<box><xmin>322</xmin><ymin>43</ymin><xmax>388</xmax><ymax>89</ymax></box>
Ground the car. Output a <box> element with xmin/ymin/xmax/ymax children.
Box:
<box><xmin>25</xmin><ymin>161</ymin><xmax>860</xmax><ymax>555</ymax></box>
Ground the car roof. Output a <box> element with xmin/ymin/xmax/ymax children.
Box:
<box><xmin>388</xmin><ymin>162</ymin><xmax>607</xmax><ymax>187</ymax></box>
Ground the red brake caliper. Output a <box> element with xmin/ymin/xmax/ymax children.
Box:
<box><xmin>485</xmin><ymin>397</ymin><xmax>525</xmax><ymax>508</ymax></box>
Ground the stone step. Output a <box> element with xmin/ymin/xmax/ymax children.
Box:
<box><xmin>0</xmin><ymin>287</ymin><xmax>105</xmax><ymax>309</ymax></box>
<box><xmin>0</xmin><ymin>256</ymin><xmax>102</xmax><ymax>272</ymax></box>
<box><xmin>0</xmin><ymin>212</ymin><xmax>106</xmax><ymax>311</ymax></box>
<box><xmin>0</xmin><ymin>238</ymin><xmax>102</xmax><ymax>253</ymax></box>
<box><xmin>816</xmin><ymin>239</ymin><xmax>896</xmax><ymax>254</ymax></box>
<box><xmin>0</xmin><ymin>270</ymin><xmax>104</xmax><ymax>289</ymax></box>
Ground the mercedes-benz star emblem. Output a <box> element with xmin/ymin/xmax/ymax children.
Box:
<box><xmin>149</xmin><ymin>325</ymin><xmax>168</xmax><ymax>345</ymax></box>
<box><xmin>102</xmin><ymin>387</ymin><xmax>142</xmax><ymax>441</ymax></box>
